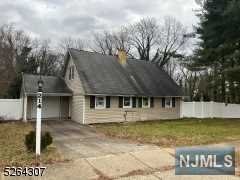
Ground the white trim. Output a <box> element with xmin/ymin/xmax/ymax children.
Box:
<box><xmin>123</xmin><ymin>96</ymin><xmax>132</xmax><ymax>108</ymax></box>
<box><xmin>83</xmin><ymin>96</ymin><xmax>85</xmax><ymax>124</ymax></box>
<box><xmin>95</xmin><ymin>96</ymin><xmax>106</xmax><ymax>109</ymax></box>
<box><xmin>142</xmin><ymin>97</ymin><xmax>150</xmax><ymax>108</ymax></box>
<box><xmin>23</xmin><ymin>95</ymin><xmax>28</xmax><ymax>122</ymax></box>
<box><xmin>86</xmin><ymin>94</ymin><xmax>183</xmax><ymax>98</ymax></box>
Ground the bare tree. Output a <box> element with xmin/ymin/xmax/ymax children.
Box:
<box><xmin>92</xmin><ymin>28</ymin><xmax>132</xmax><ymax>56</ymax></box>
<box><xmin>130</xmin><ymin>18</ymin><xmax>159</xmax><ymax>61</ymax></box>
<box><xmin>153</xmin><ymin>17</ymin><xmax>187</xmax><ymax>67</ymax></box>
<box><xmin>93</xmin><ymin>31</ymin><xmax>115</xmax><ymax>55</ymax></box>
<box><xmin>112</xmin><ymin>27</ymin><xmax>132</xmax><ymax>54</ymax></box>
<box><xmin>0</xmin><ymin>24</ymin><xmax>31</xmax><ymax>69</ymax></box>
<box><xmin>0</xmin><ymin>24</ymin><xmax>32</xmax><ymax>97</ymax></box>
<box><xmin>35</xmin><ymin>40</ymin><xmax>62</xmax><ymax>75</ymax></box>
<box><xmin>58</xmin><ymin>37</ymin><xmax>85</xmax><ymax>54</ymax></box>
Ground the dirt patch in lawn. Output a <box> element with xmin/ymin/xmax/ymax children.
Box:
<box><xmin>0</xmin><ymin>122</ymin><xmax>65</xmax><ymax>170</ymax></box>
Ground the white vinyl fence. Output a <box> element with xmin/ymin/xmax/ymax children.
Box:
<box><xmin>0</xmin><ymin>99</ymin><xmax>22</xmax><ymax>120</ymax></box>
<box><xmin>182</xmin><ymin>101</ymin><xmax>240</xmax><ymax>118</ymax></box>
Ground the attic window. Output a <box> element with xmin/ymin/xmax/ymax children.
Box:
<box><xmin>69</xmin><ymin>66</ymin><xmax>74</xmax><ymax>80</ymax></box>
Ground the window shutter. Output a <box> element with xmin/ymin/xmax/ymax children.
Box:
<box><xmin>119</xmin><ymin>97</ymin><xmax>123</xmax><ymax>108</ymax></box>
<box><xmin>138</xmin><ymin>97</ymin><xmax>142</xmax><ymax>108</ymax></box>
<box><xmin>132</xmin><ymin>97</ymin><xmax>136</xmax><ymax>108</ymax></box>
<box><xmin>90</xmin><ymin>96</ymin><xmax>95</xmax><ymax>109</ymax></box>
<box><xmin>162</xmin><ymin>98</ymin><xmax>165</xmax><ymax>108</ymax></box>
<box><xmin>150</xmin><ymin>97</ymin><xmax>154</xmax><ymax>108</ymax></box>
<box><xmin>106</xmin><ymin>96</ymin><xmax>111</xmax><ymax>108</ymax></box>
<box><xmin>172</xmin><ymin>97</ymin><xmax>176</xmax><ymax>108</ymax></box>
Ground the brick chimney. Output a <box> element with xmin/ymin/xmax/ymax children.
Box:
<box><xmin>117</xmin><ymin>49</ymin><xmax>127</xmax><ymax>65</ymax></box>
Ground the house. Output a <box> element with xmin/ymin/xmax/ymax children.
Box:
<box><xmin>21</xmin><ymin>49</ymin><xmax>183</xmax><ymax>124</ymax></box>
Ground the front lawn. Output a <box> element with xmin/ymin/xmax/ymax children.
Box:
<box><xmin>94</xmin><ymin>118</ymin><xmax>240</xmax><ymax>147</ymax></box>
<box><xmin>0</xmin><ymin>122</ymin><xmax>64</xmax><ymax>169</ymax></box>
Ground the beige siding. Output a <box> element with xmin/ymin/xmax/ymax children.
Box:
<box><xmin>64</xmin><ymin>55</ymin><xmax>85</xmax><ymax>123</ymax></box>
<box><xmin>71</xmin><ymin>95</ymin><xmax>84</xmax><ymax>124</ymax></box>
<box><xmin>84</xmin><ymin>96</ymin><xmax>180</xmax><ymax>124</ymax></box>
<box><xmin>27</xmin><ymin>97</ymin><xmax>32</xmax><ymax>119</ymax></box>
<box><xmin>64</xmin><ymin>57</ymin><xmax>84</xmax><ymax>95</ymax></box>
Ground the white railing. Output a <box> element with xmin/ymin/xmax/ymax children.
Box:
<box><xmin>181</xmin><ymin>101</ymin><xmax>240</xmax><ymax>118</ymax></box>
<box><xmin>0</xmin><ymin>99</ymin><xmax>23</xmax><ymax>120</ymax></box>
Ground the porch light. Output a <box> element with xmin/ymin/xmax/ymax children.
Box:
<box><xmin>38</xmin><ymin>79</ymin><xmax>44</xmax><ymax>92</ymax></box>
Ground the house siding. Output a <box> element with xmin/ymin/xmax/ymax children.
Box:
<box><xmin>64</xmin><ymin>55</ymin><xmax>85</xmax><ymax>123</ymax></box>
<box><xmin>64</xmin><ymin>56</ymin><xmax>84</xmax><ymax>95</ymax></box>
<box><xmin>84</xmin><ymin>96</ymin><xmax>180</xmax><ymax>124</ymax></box>
<box><xmin>71</xmin><ymin>95</ymin><xmax>84</xmax><ymax>123</ymax></box>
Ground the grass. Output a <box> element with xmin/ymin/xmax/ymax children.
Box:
<box><xmin>95</xmin><ymin>118</ymin><xmax>240</xmax><ymax>175</ymax></box>
<box><xmin>0</xmin><ymin>122</ymin><xmax>64</xmax><ymax>169</ymax></box>
<box><xmin>94</xmin><ymin>118</ymin><xmax>240</xmax><ymax>147</ymax></box>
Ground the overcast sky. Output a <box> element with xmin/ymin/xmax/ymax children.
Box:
<box><xmin>0</xmin><ymin>0</ymin><xmax>199</xmax><ymax>49</ymax></box>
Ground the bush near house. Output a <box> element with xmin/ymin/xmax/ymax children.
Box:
<box><xmin>0</xmin><ymin>122</ymin><xmax>63</xmax><ymax>168</ymax></box>
<box><xmin>25</xmin><ymin>131</ymin><xmax>53</xmax><ymax>152</ymax></box>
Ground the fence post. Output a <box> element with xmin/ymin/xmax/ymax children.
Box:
<box><xmin>23</xmin><ymin>96</ymin><xmax>28</xmax><ymax>122</ymax></box>
<box><xmin>201</xmin><ymin>101</ymin><xmax>204</xmax><ymax>118</ymax></box>
<box><xmin>210</xmin><ymin>101</ymin><xmax>214</xmax><ymax>118</ymax></box>
<box><xmin>180</xmin><ymin>98</ymin><xmax>183</xmax><ymax>118</ymax></box>
<box><xmin>192</xmin><ymin>101</ymin><xmax>195</xmax><ymax>117</ymax></box>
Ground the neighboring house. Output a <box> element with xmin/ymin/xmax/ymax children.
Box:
<box><xmin>21</xmin><ymin>49</ymin><xmax>183</xmax><ymax>124</ymax></box>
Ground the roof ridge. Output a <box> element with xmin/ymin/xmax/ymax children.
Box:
<box><xmin>23</xmin><ymin>73</ymin><xmax>59</xmax><ymax>78</ymax></box>
<box><xmin>69</xmin><ymin>48</ymin><xmax>116</xmax><ymax>58</ymax></box>
<box><xmin>69</xmin><ymin>48</ymin><xmax>159</xmax><ymax>66</ymax></box>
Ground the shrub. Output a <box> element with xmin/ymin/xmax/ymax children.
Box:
<box><xmin>25</xmin><ymin>131</ymin><xmax>53</xmax><ymax>152</ymax></box>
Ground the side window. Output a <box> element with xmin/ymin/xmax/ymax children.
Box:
<box><xmin>69</xmin><ymin>66</ymin><xmax>72</xmax><ymax>80</ymax></box>
<box><xmin>71</xmin><ymin>66</ymin><xmax>74</xmax><ymax>79</ymax></box>
<box><xmin>165</xmin><ymin>98</ymin><xmax>171</xmax><ymax>108</ymax></box>
<box><xmin>162</xmin><ymin>97</ymin><xmax>173</xmax><ymax>108</ymax></box>
<box><xmin>69</xmin><ymin>66</ymin><xmax>74</xmax><ymax>80</ymax></box>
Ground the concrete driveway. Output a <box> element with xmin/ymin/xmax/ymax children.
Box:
<box><xmin>43</xmin><ymin>120</ymin><xmax>160</xmax><ymax>159</ymax></box>
<box><xmin>7</xmin><ymin>120</ymin><xmax>236</xmax><ymax>180</ymax></box>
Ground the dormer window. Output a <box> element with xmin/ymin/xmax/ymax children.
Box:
<box><xmin>69</xmin><ymin>66</ymin><xmax>74</xmax><ymax>80</ymax></box>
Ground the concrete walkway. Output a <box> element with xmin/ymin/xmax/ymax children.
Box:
<box><xmin>1</xmin><ymin>121</ymin><xmax>239</xmax><ymax>180</ymax></box>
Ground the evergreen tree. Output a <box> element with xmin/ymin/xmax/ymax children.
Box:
<box><xmin>194</xmin><ymin>0</ymin><xmax>240</xmax><ymax>103</ymax></box>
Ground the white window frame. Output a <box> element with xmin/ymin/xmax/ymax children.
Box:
<box><xmin>95</xmin><ymin>96</ymin><xmax>106</xmax><ymax>109</ymax></box>
<box><xmin>142</xmin><ymin>97</ymin><xmax>150</xmax><ymax>108</ymax></box>
<box><xmin>165</xmin><ymin>97</ymin><xmax>172</xmax><ymax>108</ymax></box>
<box><xmin>123</xmin><ymin>96</ymin><xmax>132</xmax><ymax>108</ymax></box>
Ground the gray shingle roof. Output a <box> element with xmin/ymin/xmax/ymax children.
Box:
<box><xmin>23</xmin><ymin>74</ymin><xmax>72</xmax><ymax>96</ymax></box>
<box><xmin>69</xmin><ymin>49</ymin><xmax>183</xmax><ymax>97</ymax></box>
